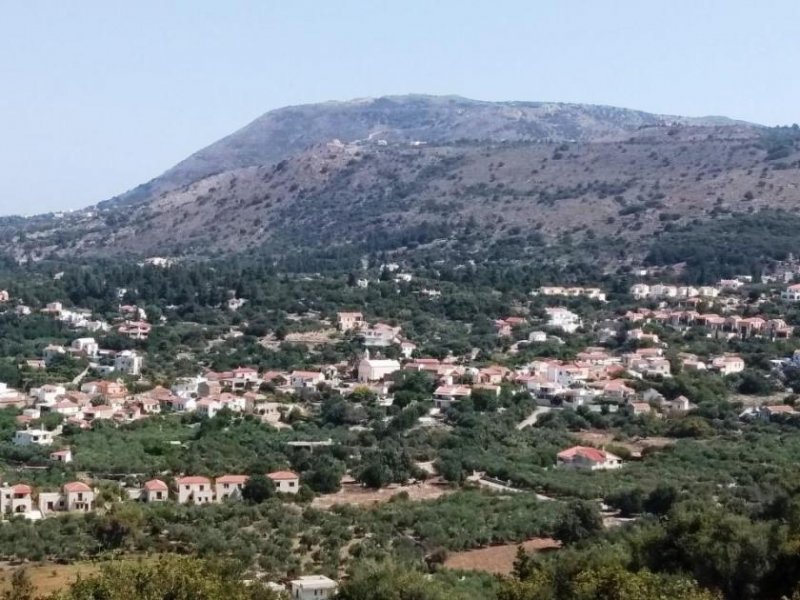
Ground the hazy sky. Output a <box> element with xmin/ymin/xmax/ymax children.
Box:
<box><xmin>1</xmin><ymin>1</ymin><xmax>799</xmax><ymax>214</ymax></box>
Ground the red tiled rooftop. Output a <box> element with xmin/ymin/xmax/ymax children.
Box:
<box><xmin>144</xmin><ymin>479</ymin><xmax>168</xmax><ymax>491</ymax></box>
<box><xmin>557</xmin><ymin>446</ymin><xmax>610</xmax><ymax>463</ymax></box>
<box><xmin>267</xmin><ymin>470</ymin><xmax>299</xmax><ymax>481</ymax></box>
<box><xmin>175</xmin><ymin>476</ymin><xmax>211</xmax><ymax>485</ymax></box>
<box><xmin>64</xmin><ymin>481</ymin><xmax>91</xmax><ymax>493</ymax></box>
<box><xmin>216</xmin><ymin>474</ymin><xmax>249</xmax><ymax>485</ymax></box>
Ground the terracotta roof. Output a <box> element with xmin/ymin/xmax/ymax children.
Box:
<box><xmin>216</xmin><ymin>474</ymin><xmax>249</xmax><ymax>485</ymax></box>
<box><xmin>10</xmin><ymin>484</ymin><xmax>32</xmax><ymax>494</ymax></box>
<box><xmin>291</xmin><ymin>371</ymin><xmax>323</xmax><ymax>379</ymax></box>
<box><xmin>557</xmin><ymin>446</ymin><xmax>615</xmax><ymax>463</ymax></box>
<box><xmin>144</xmin><ymin>479</ymin><xmax>168</xmax><ymax>491</ymax></box>
<box><xmin>175</xmin><ymin>476</ymin><xmax>211</xmax><ymax>485</ymax></box>
<box><xmin>267</xmin><ymin>470</ymin><xmax>299</xmax><ymax>481</ymax></box>
<box><xmin>64</xmin><ymin>481</ymin><xmax>91</xmax><ymax>493</ymax></box>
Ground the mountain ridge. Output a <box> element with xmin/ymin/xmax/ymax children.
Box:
<box><xmin>4</xmin><ymin>94</ymin><xmax>796</xmax><ymax>272</ymax></box>
<box><xmin>99</xmin><ymin>94</ymin><xmax>755</xmax><ymax>210</ymax></box>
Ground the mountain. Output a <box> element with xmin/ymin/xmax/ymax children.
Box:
<box><xmin>101</xmin><ymin>95</ymin><xmax>748</xmax><ymax>209</ymax></box>
<box><xmin>5</xmin><ymin>94</ymin><xmax>799</xmax><ymax>272</ymax></box>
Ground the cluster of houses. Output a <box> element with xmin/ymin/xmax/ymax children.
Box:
<box><xmin>0</xmin><ymin>470</ymin><xmax>301</xmax><ymax>521</ymax></box>
<box><xmin>43</xmin><ymin>337</ymin><xmax>144</xmax><ymax>374</ymax></box>
<box><xmin>625</xmin><ymin>308</ymin><xmax>794</xmax><ymax>339</ymax></box>
<box><xmin>535</xmin><ymin>286</ymin><xmax>607</xmax><ymax>302</ymax></box>
<box><xmin>630</xmin><ymin>283</ymin><xmax>721</xmax><ymax>301</ymax></box>
<box><xmin>337</xmin><ymin>312</ymin><xmax>416</xmax><ymax>356</ymax></box>
<box><xmin>135</xmin><ymin>471</ymin><xmax>301</xmax><ymax>503</ymax></box>
<box><xmin>0</xmin><ymin>480</ymin><xmax>94</xmax><ymax>519</ymax></box>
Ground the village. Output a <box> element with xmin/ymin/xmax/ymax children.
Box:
<box><xmin>0</xmin><ymin>264</ymin><xmax>795</xmax><ymax>536</ymax></box>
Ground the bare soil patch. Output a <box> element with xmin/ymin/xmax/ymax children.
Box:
<box><xmin>575</xmin><ymin>430</ymin><xmax>676</xmax><ymax>457</ymax></box>
<box><xmin>444</xmin><ymin>538</ymin><xmax>560</xmax><ymax>574</ymax></box>
<box><xmin>312</xmin><ymin>479</ymin><xmax>453</xmax><ymax>509</ymax></box>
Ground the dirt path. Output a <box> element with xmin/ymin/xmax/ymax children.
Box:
<box><xmin>517</xmin><ymin>406</ymin><xmax>553</xmax><ymax>429</ymax></box>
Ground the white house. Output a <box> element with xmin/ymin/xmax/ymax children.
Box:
<box><xmin>175</xmin><ymin>476</ymin><xmax>214</xmax><ymax>504</ymax></box>
<box><xmin>13</xmin><ymin>429</ymin><xmax>55</xmax><ymax>447</ymax></box>
<box><xmin>556</xmin><ymin>446</ymin><xmax>622</xmax><ymax>471</ymax></box>
<box><xmin>711</xmin><ymin>354</ymin><xmax>745</xmax><ymax>375</ymax></box>
<box><xmin>433</xmin><ymin>385</ymin><xmax>472</xmax><ymax>409</ymax></box>
<box><xmin>114</xmin><ymin>350</ymin><xmax>143</xmax><ymax>375</ymax></box>
<box><xmin>171</xmin><ymin>376</ymin><xmax>207</xmax><ymax>398</ymax></box>
<box><xmin>782</xmin><ymin>284</ymin><xmax>800</xmax><ymax>302</ymax></box>
<box><xmin>215</xmin><ymin>475</ymin><xmax>249</xmax><ymax>501</ymax></box>
<box><xmin>39</xmin><ymin>482</ymin><xmax>95</xmax><ymax>515</ymax></box>
<box><xmin>357</xmin><ymin>357</ymin><xmax>401</xmax><ymax>382</ymax></box>
<box><xmin>337</xmin><ymin>312</ymin><xmax>364</xmax><ymax>332</ymax></box>
<box><xmin>267</xmin><ymin>470</ymin><xmax>300</xmax><ymax>494</ymax></box>
<box><xmin>361</xmin><ymin>323</ymin><xmax>401</xmax><ymax>347</ymax></box>
<box><xmin>169</xmin><ymin>396</ymin><xmax>197</xmax><ymax>413</ymax></box>
<box><xmin>289</xmin><ymin>371</ymin><xmax>325</xmax><ymax>390</ymax></box>
<box><xmin>70</xmin><ymin>337</ymin><xmax>99</xmax><ymax>358</ymax></box>
<box><xmin>31</xmin><ymin>384</ymin><xmax>66</xmax><ymax>406</ymax></box>
<box><xmin>42</xmin><ymin>345</ymin><xmax>66</xmax><ymax>365</ymax></box>
<box><xmin>289</xmin><ymin>575</ymin><xmax>338</xmax><ymax>600</ymax></box>
<box><xmin>0</xmin><ymin>484</ymin><xmax>33</xmax><ymax>516</ymax></box>
<box><xmin>49</xmin><ymin>448</ymin><xmax>73</xmax><ymax>463</ymax></box>
<box><xmin>143</xmin><ymin>479</ymin><xmax>169</xmax><ymax>502</ymax></box>
<box><xmin>196</xmin><ymin>398</ymin><xmax>222</xmax><ymax>419</ymax></box>
<box><xmin>545</xmin><ymin>307</ymin><xmax>582</xmax><ymax>333</ymax></box>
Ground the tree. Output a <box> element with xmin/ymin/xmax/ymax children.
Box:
<box><xmin>304</xmin><ymin>457</ymin><xmax>344</xmax><ymax>493</ymax></box>
<box><xmin>53</xmin><ymin>556</ymin><xmax>280</xmax><ymax>599</ymax></box>
<box><xmin>644</xmin><ymin>484</ymin><xmax>678</xmax><ymax>515</ymax></box>
<box><xmin>512</xmin><ymin>546</ymin><xmax>536</xmax><ymax>580</ymax></box>
<box><xmin>358</xmin><ymin>460</ymin><xmax>391</xmax><ymax>490</ymax></box>
<box><xmin>571</xmin><ymin>565</ymin><xmax>719</xmax><ymax>600</ymax></box>
<box><xmin>337</xmin><ymin>561</ymin><xmax>456</xmax><ymax>600</ymax></box>
<box><xmin>241</xmin><ymin>474</ymin><xmax>275</xmax><ymax>504</ymax></box>
<box><xmin>554</xmin><ymin>500</ymin><xmax>603</xmax><ymax>545</ymax></box>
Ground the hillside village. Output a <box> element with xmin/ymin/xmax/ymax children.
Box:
<box><xmin>0</xmin><ymin>260</ymin><xmax>797</xmax><ymax>522</ymax></box>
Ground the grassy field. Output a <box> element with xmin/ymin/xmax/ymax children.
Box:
<box><xmin>0</xmin><ymin>557</ymin><xmax>155</xmax><ymax>597</ymax></box>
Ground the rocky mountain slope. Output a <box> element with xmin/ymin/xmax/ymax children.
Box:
<box><xmin>101</xmin><ymin>95</ymin><xmax>748</xmax><ymax>209</ymax></box>
<box><xmin>7</xmin><ymin>116</ymin><xmax>800</xmax><ymax>272</ymax></box>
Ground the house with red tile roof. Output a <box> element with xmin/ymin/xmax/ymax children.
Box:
<box><xmin>175</xmin><ymin>476</ymin><xmax>213</xmax><ymax>504</ymax></box>
<box><xmin>0</xmin><ymin>483</ymin><xmax>33</xmax><ymax>515</ymax></box>
<box><xmin>267</xmin><ymin>470</ymin><xmax>300</xmax><ymax>494</ymax></box>
<box><xmin>49</xmin><ymin>448</ymin><xmax>72</xmax><ymax>463</ymax></box>
<box><xmin>215</xmin><ymin>475</ymin><xmax>249</xmax><ymax>501</ymax></box>
<box><xmin>39</xmin><ymin>482</ymin><xmax>95</xmax><ymax>514</ymax></box>
<box><xmin>557</xmin><ymin>446</ymin><xmax>623</xmax><ymax>471</ymax></box>
<box><xmin>143</xmin><ymin>479</ymin><xmax>169</xmax><ymax>502</ymax></box>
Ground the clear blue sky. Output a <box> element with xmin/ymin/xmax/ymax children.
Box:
<box><xmin>1</xmin><ymin>0</ymin><xmax>799</xmax><ymax>214</ymax></box>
